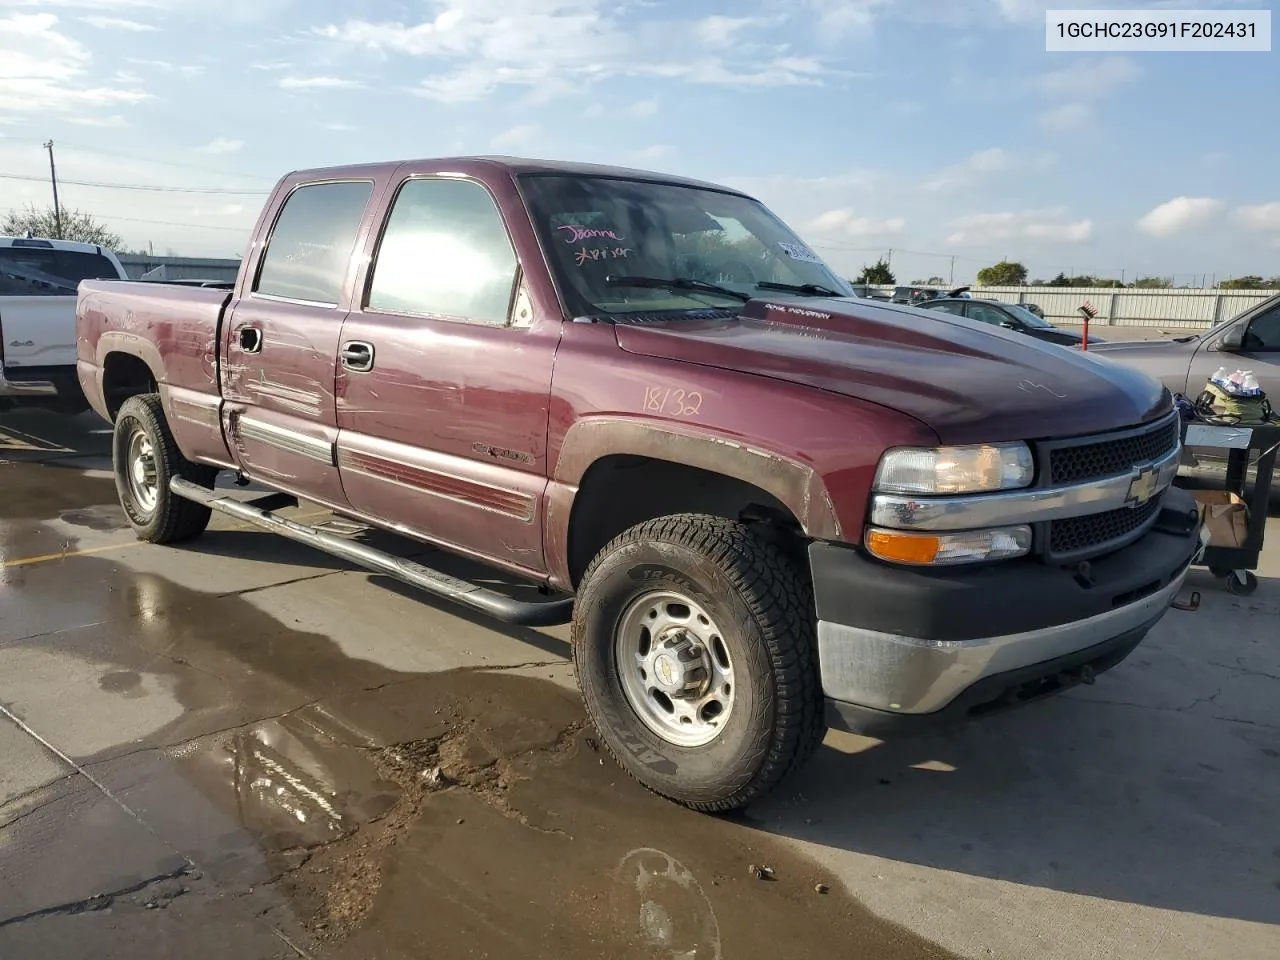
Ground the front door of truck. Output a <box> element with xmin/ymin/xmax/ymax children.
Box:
<box><xmin>334</xmin><ymin>174</ymin><xmax>557</xmax><ymax>575</ymax></box>
<box><xmin>220</xmin><ymin>178</ymin><xmax>378</xmax><ymax>508</ymax></box>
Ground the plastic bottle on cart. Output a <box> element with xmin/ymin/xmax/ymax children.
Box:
<box><xmin>1211</xmin><ymin>367</ymin><xmax>1231</xmax><ymax>389</ymax></box>
<box><xmin>1242</xmin><ymin>372</ymin><xmax>1261</xmax><ymax>396</ymax></box>
<box><xmin>1226</xmin><ymin>370</ymin><xmax>1247</xmax><ymax>394</ymax></box>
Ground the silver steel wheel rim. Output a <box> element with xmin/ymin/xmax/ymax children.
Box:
<box><xmin>126</xmin><ymin>427</ymin><xmax>159</xmax><ymax>514</ymax></box>
<box><xmin>615</xmin><ymin>590</ymin><xmax>736</xmax><ymax>748</ymax></box>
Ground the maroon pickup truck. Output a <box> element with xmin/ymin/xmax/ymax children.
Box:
<box><xmin>76</xmin><ymin>157</ymin><xmax>1203</xmax><ymax>811</ymax></box>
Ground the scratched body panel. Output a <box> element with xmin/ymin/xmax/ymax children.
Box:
<box><xmin>333</xmin><ymin>310</ymin><xmax>557</xmax><ymax>573</ymax></box>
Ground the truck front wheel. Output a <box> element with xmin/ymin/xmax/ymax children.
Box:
<box><xmin>113</xmin><ymin>394</ymin><xmax>217</xmax><ymax>544</ymax></box>
<box><xmin>572</xmin><ymin>514</ymin><xmax>825</xmax><ymax>812</ymax></box>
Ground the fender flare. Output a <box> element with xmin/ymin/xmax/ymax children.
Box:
<box><xmin>553</xmin><ymin>416</ymin><xmax>842</xmax><ymax>541</ymax></box>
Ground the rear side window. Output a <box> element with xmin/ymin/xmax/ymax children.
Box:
<box><xmin>926</xmin><ymin>301</ymin><xmax>965</xmax><ymax>316</ymax></box>
<box><xmin>0</xmin><ymin>248</ymin><xmax>120</xmax><ymax>297</ymax></box>
<box><xmin>255</xmin><ymin>180</ymin><xmax>372</xmax><ymax>305</ymax></box>
<box><xmin>367</xmin><ymin>178</ymin><xmax>518</xmax><ymax>325</ymax></box>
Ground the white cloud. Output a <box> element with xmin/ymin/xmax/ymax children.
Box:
<box><xmin>0</xmin><ymin>13</ymin><xmax>151</xmax><ymax>116</ymax></box>
<box><xmin>1039</xmin><ymin>102</ymin><xmax>1093</xmax><ymax>133</ymax></box>
<box><xmin>279</xmin><ymin>75</ymin><xmax>362</xmax><ymax>90</ymax></box>
<box><xmin>319</xmin><ymin>1</ymin><xmax>839</xmax><ymax>105</ymax></box>
<box><xmin>809</xmin><ymin>208</ymin><xmax>906</xmax><ymax>238</ymax></box>
<box><xmin>82</xmin><ymin>16</ymin><xmax>156</xmax><ymax>31</ymax></box>
<box><xmin>125</xmin><ymin>57</ymin><xmax>204</xmax><ymax>77</ymax></box>
<box><xmin>636</xmin><ymin>144</ymin><xmax>675</xmax><ymax>160</ymax></box>
<box><xmin>1136</xmin><ymin>197</ymin><xmax>1223</xmax><ymax>237</ymax></box>
<box><xmin>946</xmin><ymin>209</ymin><xmax>1093</xmax><ymax>246</ymax></box>
<box><xmin>1037</xmin><ymin>56</ymin><xmax>1141</xmax><ymax>101</ymax></box>
<box><xmin>628</xmin><ymin>98</ymin><xmax>659</xmax><ymax>118</ymax></box>
<box><xmin>196</xmin><ymin>136</ymin><xmax>243</xmax><ymax>154</ymax></box>
<box><xmin>1234</xmin><ymin>202</ymin><xmax>1280</xmax><ymax>232</ymax></box>
<box><xmin>695</xmin><ymin>15</ymin><xmax>765</xmax><ymax>47</ymax></box>
<box><xmin>921</xmin><ymin>147</ymin><xmax>1012</xmax><ymax>192</ymax></box>
<box><xmin>68</xmin><ymin>114</ymin><xmax>129</xmax><ymax>127</ymax></box>
<box><xmin>490</xmin><ymin>124</ymin><xmax>538</xmax><ymax>147</ymax></box>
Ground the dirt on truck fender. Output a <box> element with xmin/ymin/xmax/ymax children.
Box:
<box><xmin>75</xmin><ymin>155</ymin><xmax>1205</xmax><ymax>811</ymax></box>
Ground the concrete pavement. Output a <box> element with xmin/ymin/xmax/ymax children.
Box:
<box><xmin>1</xmin><ymin>407</ymin><xmax>1277</xmax><ymax>960</ymax></box>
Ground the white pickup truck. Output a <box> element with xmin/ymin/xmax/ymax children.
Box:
<box><xmin>1</xmin><ymin>235</ymin><xmax>128</xmax><ymax>413</ymax></box>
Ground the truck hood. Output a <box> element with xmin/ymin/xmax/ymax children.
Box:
<box><xmin>613</xmin><ymin>298</ymin><xmax>1172</xmax><ymax>445</ymax></box>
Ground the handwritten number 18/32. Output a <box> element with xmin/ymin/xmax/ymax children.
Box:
<box><xmin>644</xmin><ymin>386</ymin><xmax>703</xmax><ymax>416</ymax></box>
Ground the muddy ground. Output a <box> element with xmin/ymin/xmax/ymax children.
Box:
<box><xmin>1</xmin><ymin>409</ymin><xmax>1278</xmax><ymax>960</ymax></box>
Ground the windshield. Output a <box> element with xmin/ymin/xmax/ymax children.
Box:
<box><xmin>1005</xmin><ymin>303</ymin><xmax>1053</xmax><ymax>328</ymax></box>
<box><xmin>0</xmin><ymin>247</ymin><xmax>120</xmax><ymax>297</ymax></box>
<box><xmin>517</xmin><ymin>174</ymin><xmax>853</xmax><ymax>318</ymax></box>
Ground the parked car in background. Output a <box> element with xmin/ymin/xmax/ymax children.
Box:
<box><xmin>848</xmin><ymin>283</ymin><xmax>891</xmax><ymax>301</ymax></box>
<box><xmin>919</xmin><ymin>297</ymin><xmax>1106</xmax><ymax>347</ymax></box>
<box><xmin>1087</xmin><ymin>294</ymin><xmax>1279</xmax><ymax>401</ymax></box>
<box><xmin>1</xmin><ymin>235</ymin><xmax>128</xmax><ymax>412</ymax></box>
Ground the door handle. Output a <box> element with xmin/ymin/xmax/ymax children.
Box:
<box><xmin>238</xmin><ymin>326</ymin><xmax>263</xmax><ymax>353</ymax></box>
<box><xmin>340</xmin><ymin>340</ymin><xmax>375</xmax><ymax>372</ymax></box>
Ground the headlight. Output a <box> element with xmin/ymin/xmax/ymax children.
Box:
<box><xmin>873</xmin><ymin>443</ymin><xmax>1034</xmax><ymax>495</ymax></box>
<box><xmin>865</xmin><ymin>525</ymin><xmax>1032</xmax><ymax>566</ymax></box>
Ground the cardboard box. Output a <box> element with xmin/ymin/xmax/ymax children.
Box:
<box><xmin>1191</xmin><ymin>490</ymin><xmax>1250</xmax><ymax>548</ymax></box>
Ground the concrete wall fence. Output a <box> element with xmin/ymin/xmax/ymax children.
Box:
<box><xmin>112</xmin><ymin>256</ymin><xmax>1274</xmax><ymax>330</ymax></box>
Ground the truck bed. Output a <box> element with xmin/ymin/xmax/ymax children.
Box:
<box><xmin>76</xmin><ymin>280</ymin><xmax>232</xmax><ymax>448</ymax></box>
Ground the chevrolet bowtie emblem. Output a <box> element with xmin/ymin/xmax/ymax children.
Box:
<box><xmin>1125</xmin><ymin>465</ymin><xmax>1160</xmax><ymax>507</ymax></box>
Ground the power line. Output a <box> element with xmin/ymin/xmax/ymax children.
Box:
<box><xmin>0</xmin><ymin>134</ymin><xmax>275</xmax><ymax>182</ymax></box>
<box><xmin>3</xmin><ymin>207</ymin><xmax>251</xmax><ymax>234</ymax></box>
<box><xmin>0</xmin><ymin>172</ymin><xmax>268</xmax><ymax>196</ymax></box>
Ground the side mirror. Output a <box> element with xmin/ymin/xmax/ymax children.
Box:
<box><xmin>1218</xmin><ymin>325</ymin><xmax>1245</xmax><ymax>351</ymax></box>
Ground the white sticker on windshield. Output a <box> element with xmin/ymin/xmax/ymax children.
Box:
<box><xmin>778</xmin><ymin>241</ymin><xmax>823</xmax><ymax>264</ymax></box>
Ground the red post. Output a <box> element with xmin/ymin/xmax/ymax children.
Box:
<box><xmin>1082</xmin><ymin>313</ymin><xmax>1089</xmax><ymax>351</ymax></box>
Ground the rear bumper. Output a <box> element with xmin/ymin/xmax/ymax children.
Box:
<box><xmin>812</xmin><ymin>486</ymin><xmax>1204</xmax><ymax>735</ymax></box>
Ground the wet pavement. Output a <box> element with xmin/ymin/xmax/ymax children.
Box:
<box><xmin>1</xmin><ymin>408</ymin><xmax>1279</xmax><ymax>959</ymax></box>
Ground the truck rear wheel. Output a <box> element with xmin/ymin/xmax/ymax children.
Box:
<box><xmin>572</xmin><ymin>514</ymin><xmax>824</xmax><ymax>812</ymax></box>
<box><xmin>113</xmin><ymin>394</ymin><xmax>217</xmax><ymax>544</ymax></box>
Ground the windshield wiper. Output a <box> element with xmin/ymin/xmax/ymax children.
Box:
<box><xmin>755</xmin><ymin>281</ymin><xmax>843</xmax><ymax>298</ymax></box>
<box><xmin>603</xmin><ymin>275</ymin><xmax>752</xmax><ymax>303</ymax></box>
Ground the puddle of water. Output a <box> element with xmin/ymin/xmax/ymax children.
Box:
<box><xmin>2</xmin><ymin>497</ymin><xmax>957</xmax><ymax>959</ymax></box>
<box><xmin>0</xmin><ymin>460</ymin><xmax>119</xmax><ymax>522</ymax></box>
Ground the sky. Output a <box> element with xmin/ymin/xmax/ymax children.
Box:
<box><xmin>0</xmin><ymin>0</ymin><xmax>1277</xmax><ymax>285</ymax></box>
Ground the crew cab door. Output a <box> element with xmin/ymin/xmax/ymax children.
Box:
<box><xmin>334</xmin><ymin>173</ymin><xmax>557</xmax><ymax>575</ymax></box>
<box><xmin>220</xmin><ymin>177</ymin><xmax>382</xmax><ymax>508</ymax></box>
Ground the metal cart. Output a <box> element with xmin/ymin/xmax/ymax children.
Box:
<box><xmin>1177</xmin><ymin>420</ymin><xmax>1280</xmax><ymax>595</ymax></box>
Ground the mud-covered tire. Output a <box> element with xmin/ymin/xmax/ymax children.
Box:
<box><xmin>113</xmin><ymin>394</ymin><xmax>217</xmax><ymax>544</ymax></box>
<box><xmin>572</xmin><ymin>514</ymin><xmax>825</xmax><ymax>812</ymax></box>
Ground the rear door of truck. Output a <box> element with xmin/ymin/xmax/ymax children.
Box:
<box><xmin>218</xmin><ymin>171</ymin><xmax>394</xmax><ymax>509</ymax></box>
<box><xmin>1</xmin><ymin>239</ymin><xmax>124</xmax><ymax>374</ymax></box>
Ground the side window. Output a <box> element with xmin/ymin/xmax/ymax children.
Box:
<box><xmin>367</xmin><ymin>178</ymin><xmax>518</xmax><ymax>325</ymax></box>
<box><xmin>1244</xmin><ymin>304</ymin><xmax>1280</xmax><ymax>351</ymax></box>
<box><xmin>967</xmin><ymin>303</ymin><xmax>1009</xmax><ymax>326</ymax></box>
<box><xmin>255</xmin><ymin>181</ymin><xmax>373</xmax><ymax>305</ymax></box>
<box><xmin>926</xmin><ymin>301</ymin><xmax>965</xmax><ymax>316</ymax></box>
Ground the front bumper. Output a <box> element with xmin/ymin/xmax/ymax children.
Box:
<box><xmin>813</xmin><ymin>485</ymin><xmax>1203</xmax><ymax>736</ymax></box>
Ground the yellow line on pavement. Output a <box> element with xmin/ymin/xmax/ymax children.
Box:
<box><xmin>1</xmin><ymin>509</ymin><xmax>334</xmax><ymax>569</ymax></box>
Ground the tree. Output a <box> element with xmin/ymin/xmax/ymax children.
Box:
<box><xmin>2</xmin><ymin>204</ymin><xmax>123</xmax><ymax>249</ymax></box>
<box><xmin>856</xmin><ymin>257</ymin><xmax>895</xmax><ymax>285</ymax></box>
<box><xmin>975</xmin><ymin>260</ymin><xmax>1028</xmax><ymax>287</ymax></box>
<box><xmin>1131</xmin><ymin>276</ymin><xmax>1172</xmax><ymax>288</ymax></box>
<box><xmin>1217</xmin><ymin>275</ymin><xmax>1279</xmax><ymax>290</ymax></box>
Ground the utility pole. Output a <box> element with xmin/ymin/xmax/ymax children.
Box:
<box><xmin>949</xmin><ymin>256</ymin><xmax>955</xmax><ymax>285</ymax></box>
<box><xmin>886</xmin><ymin>248</ymin><xmax>893</xmax><ymax>269</ymax></box>
<box><xmin>43</xmin><ymin>140</ymin><xmax>62</xmax><ymax>240</ymax></box>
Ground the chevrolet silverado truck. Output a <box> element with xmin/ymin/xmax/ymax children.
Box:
<box><xmin>76</xmin><ymin>157</ymin><xmax>1203</xmax><ymax>811</ymax></box>
<box><xmin>1</xmin><ymin>234</ymin><xmax>128</xmax><ymax>412</ymax></box>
